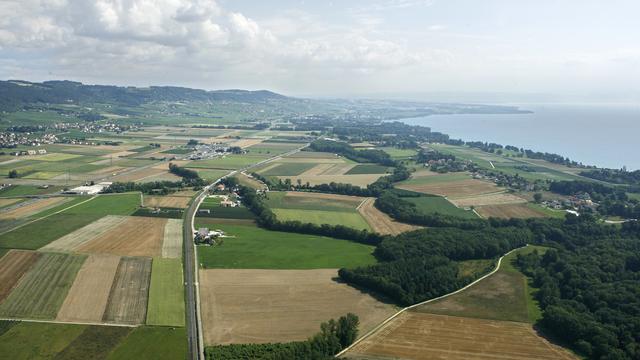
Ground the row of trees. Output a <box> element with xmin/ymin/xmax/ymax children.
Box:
<box><xmin>307</xmin><ymin>139</ymin><xmax>396</xmax><ymax>166</ymax></box>
<box><xmin>103</xmin><ymin>180</ymin><xmax>186</xmax><ymax>195</ymax></box>
<box><xmin>205</xmin><ymin>314</ymin><xmax>359</xmax><ymax>360</ymax></box>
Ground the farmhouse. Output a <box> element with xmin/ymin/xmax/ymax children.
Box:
<box><xmin>194</xmin><ymin>227</ymin><xmax>224</xmax><ymax>245</ymax></box>
<box><xmin>37</xmin><ymin>149</ymin><xmax>47</xmax><ymax>155</ymax></box>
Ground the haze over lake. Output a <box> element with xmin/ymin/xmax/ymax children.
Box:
<box><xmin>399</xmin><ymin>103</ymin><xmax>640</xmax><ymax>171</ymax></box>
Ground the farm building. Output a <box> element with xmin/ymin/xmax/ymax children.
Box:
<box><xmin>65</xmin><ymin>182</ymin><xmax>112</xmax><ymax>195</ymax></box>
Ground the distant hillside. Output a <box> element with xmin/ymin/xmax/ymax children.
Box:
<box><xmin>0</xmin><ymin>80</ymin><xmax>287</xmax><ymax>111</ymax></box>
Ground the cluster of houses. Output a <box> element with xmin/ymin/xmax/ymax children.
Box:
<box><xmin>472</xmin><ymin>171</ymin><xmax>538</xmax><ymax>192</ymax></box>
<box><xmin>541</xmin><ymin>193</ymin><xmax>597</xmax><ymax>212</ymax></box>
<box><xmin>194</xmin><ymin>228</ymin><xmax>225</xmax><ymax>245</ymax></box>
<box><xmin>51</xmin><ymin>121</ymin><xmax>135</xmax><ymax>134</ymax></box>
<box><xmin>187</xmin><ymin>143</ymin><xmax>245</xmax><ymax>161</ymax></box>
<box><xmin>0</xmin><ymin>132</ymin><xmax>58</xmax><ymax>149</ymax></box>
<box><xmin>7</xmin><ymin>148</ymin><xmax>48</xmax><ymax>157</ymax></box>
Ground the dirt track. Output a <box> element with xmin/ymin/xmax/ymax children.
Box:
<box><xmin>102</xmin><ymin>257</ymin><xmax>151</xmax><ymax>325</ymax></box>
<box><xmin>56</xmin><ymin>254</ymin><xmax>120</xmax><ymax>323</ymax></box>
<box><xmin>77</xmin><ymin>216</ymin><xmax>166</xmax><ymax>257</ymax></box>
<box><xmin>0</xmin><ymin>250</ymin><xmax>41</xmax><ymax>302</ymax></box>
<box><xmin>344</xmin><ymin>312</ymin><xmax>576</xmax><ymax>360</ymax></box>
<box><xmin>358</xmin><ymin>198</ymin><xmax>420</xmax><ymax>235</ymax></box>
<box><xmin>199</xmin><ymin>269</ymin><xmax>396</xmax><ymax>345</ymax></box>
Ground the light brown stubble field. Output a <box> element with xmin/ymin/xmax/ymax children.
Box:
<box><xmin>77</xmin><ymin>216</ymin><xmax>167</xmax><ymax>257</ymax></box>
<box><xmin>358</xmin><ymin>198</ymin><xmax>420</xmax><ymax>235</ymax></box>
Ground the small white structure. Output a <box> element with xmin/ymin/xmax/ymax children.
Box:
<box><xmin>65</xmin><ymin>182</ymin><xmax>112</xmax><ymax>195</ymax></box>
<box><xmin>37</xmin><ymin>149</ymin><xmax>47</xmax><ymax>155</ymax></box>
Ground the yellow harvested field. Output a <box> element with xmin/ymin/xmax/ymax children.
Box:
<box><xmin>0</xmin><ymin>197</ymin><xmax>71</xmax><ymax>220</ymax></box>
<box><xmin>162</xmin><ymin>219</ymin><xmax>183</xmax><ymax>258</ymax></box>
<box><xmin>277</xmin><ymin>157</ymin><xmax>346</xmax><ymax>164</ymax></box>
<box><xmin>199</xmin><ymin>269</ymin><xmax>397</xmax><ymax>345</ymax></box>
<box><xmin>77</xmin><ymin>216</ymin><xmax>167</xmax><ymax>257</ymax></box>
<box><xmin>343</xmin><ymin>312</ymin><xmax>576</xmax><ymax>360</ymax></box>
<box><xmin>279</xmin><ymin>174</ymin><xmax>383</xmax><ymax>187</ymax></box>
<box><xmin>476</xmin><ymin>204</ymin><xmax>546</xmax><ymax>219</ymax></box>
<box><xmin>229</xmin><ymin>138</ymin><xmax>264</xmax><ymax>148</ymax></box>
<box><xmin>42</xmin><ymin>215</ymin><xmax>128</xmax><ymax>252</ymax></box>
<box><xmin>88</xmin><ymin>166</ymin><xmax>127</xmax><ymax>175</ymax></box>
<box><xmin>299</xmin><ymin>163</ymin><xmax>337</xmax><ymax>176</ymax></box>
<box><xmin>358</xmin><ymin>198</ymin><xmax>421</xmax><ymax>235</ymax></box>
<box><xmin>319</xmin><ymin>164</ymin><xmax>357</xmax><ymax>175</ymax></box>
<box><xmin>0</xmin><ymin>198</ymin><xmax>22</xmax><ymax>208</ymax></box>
<box><xmin>449</xmin><ymin>192</ymin><xmax>527</xmax><ymax>207</ymax></box>
<box><xmin>398</xmin><ymin>179</ymin><xmax>500</xmax><ymax>199</ymax></box>
<box><xmin>56</xmin><ymin>254</ymin><xmax>120</xmax><ymax>323</ymax></box>
<box><xmin>285</xmin><ymin>191</ymin><xmax>365</xmax><ymax>206</ymax></box>
<box><xmin>143</xmin><ymin>195</ymin><xmax>191</xmax><ymax>209</ymax></box>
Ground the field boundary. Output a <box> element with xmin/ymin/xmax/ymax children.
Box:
<box><xmin>0</xmin><ymin>317</ymin><xmax>137</xmax><ymax>327</ymax></box>
<box><xmin>335</xmin><ymin>245</ymin><xmax>528</xmax><ymax>358</ymax></box>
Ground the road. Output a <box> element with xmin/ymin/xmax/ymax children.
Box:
<box><xmin>182</xmin><ymin>145</ymin><xmax>307</xmax><ymax>360</ymax></box>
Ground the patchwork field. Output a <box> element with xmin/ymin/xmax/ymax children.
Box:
<box><xmin>146</xmin><ymin>258</ymin><xmax>185</xmax><ymax>327</ymax></box>
<box><xmin>273</xmin><ymin>208</ymin><xmax>370</xmax><ymax>230</ymax></box>
<box><xmin>476</xmin><ymin>204</ymin><xmax>547</xmax><ymax>219</ymax></box>
<box><xmin>103</xmin><ymin>257</ymin><xmax>152</xmax><ymax>325</ymax></box>
<box><xmin>404</xmin><ymin>193</ymin><xmax>478</xmax><ymax>219</ymax></box>
<box><xmin>265</xmin><ymin>191</ymin><xmax>365</xmax><ymax>211</ymax></box>
<box><xmin>0</xmin><ymin>252</ymin><xmax>86</xmax><ymax>320</ymax></box>
<box><xmin>0</xmin><ymin>197</ymin><xmax>72</xmax><ymax>220</ymax></box>
<box><xmin>199</xmin><ymin>269</ymin><xmax>396</xmax><ymax>345</ymax></box>
<box><xmin>256</xmin><ymin>162</ymin><xmax>316</xmax><ymax>176</ymax></box>
<box><xmin>0</xmin><ymin>250</ymin><xmax>41</xmax><ymax>303</ymax></box>
<box><xmin>41</xmin><ymin>215</ymin><xmax>128</xmax><ymax>252</ymax></box>
<box><xmin>358</xmin><ymin>198</ymin><xmax>421</xmax><ymax>235</ymax></box>
<box><xmin>77</xmin><ymin>216</ymin><xmax>167</xmax><ymax>257</ymax></box>
<box><xmin>343</xmin><ymin>312</ymin><xmax>576</xmax><ymax>360</ymax></box>
<box><xmin>196</xmin><ymin>224</ymin><xmax>376</xmax><ymax>269</ymax></box>
<box><xmin>56</xmin><ymin>254</ymin><xmax>121</xmax><ymax>323</ymax></box>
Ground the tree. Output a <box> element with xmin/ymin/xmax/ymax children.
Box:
<box><xmin>534</xmin><ymin>193</ymin><xmax>543</xmax><ymax>203</ymax></box>
<box><xmin>8</xmin><ymin>169</ymin><xmax>18</xmax><ymax>178</ymax></box>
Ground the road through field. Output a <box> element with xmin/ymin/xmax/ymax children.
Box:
<box><xmin>182</xmin><ymin>145</ymin><xmax>308</xmax><ymax>360</ymax></box>
<box><xmin>336</xmin><ymin>245</ymin><xmax>528</xmax><ymax>358</ymax></box>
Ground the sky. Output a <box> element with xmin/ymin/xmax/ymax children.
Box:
<box><xmin>0</xmin><ymin>0</ymin><xmax>639</xmax><ymax>100</ymax></box>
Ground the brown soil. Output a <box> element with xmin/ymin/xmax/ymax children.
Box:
<box><xmin>450</xmin><ymin>192</ymin><xmax>527</xmax><ymax>207</ymax></box>
<box><xmin>199</xmin><ymin>269</ymin><xmax>397</xmax><ymax>345</ymax></box>
<box><xmin>477</xmin><ymin>204</ymin><xmax>546</xmax><ymax>219</ymax></box>
<box><xmin>102</xmin><ymin>257</ymin><xmax>152</xmax><ymax>325</ymax></box>
<box><xmin>358</xmin><ymin>198</ymin><xmax>421</xmax><ymax>235</ymax></box>
<box><xmin>0</xmin><ymin>197</ymin><xmax>71</xmax><ymax>220</ymax></box>
<box><xmin>344</xmin><ymin>312</ymin><xmax>576</xmax><ymax>360</ymax></box>
<box><xmin>0</xmin><ymin>250</ymin><xmax>41</xmax><ymax>302</ymax></box>
<box><xmin>42</xmin><ymin>215</ymin><xmax>128</xmax><ymax>252</ymax></box>
<box><xmin>110</xmin><ymin>168</ymin><xmax>165</xmax><ymax>182</ymax></box>
<box><xmin>56</xmin><ymin>254</ymin><xmax>120</xmax><ymax>323</ymax></box>
<box><xmin>77</xmin><ymin>216</ymin><xmax>167</xmax><ymax>257</ymax></box>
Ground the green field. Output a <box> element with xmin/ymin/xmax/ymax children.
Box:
<box><xmin>405</xmin><ymin>194</ymin><xmax>478</xmax><ymax>219</ymax></box>
<box><xmin>399</xmin><ymin>172</ymin><xmax>470</xmax><ymax>186</ymax></box>
<box><xmin>37</xmin><ymin>153</ymin><xmax>83</xmax><ymax>162</ymax></box>
<box><xmin>273</xmin><ymin>208</ymin><xmax>370</xmax><ymax>230</ymax></box>
<box><xmin>161</xmin><ymin>147</ymin><xmax>193</xmax><ymax>154</ymax></box>
<box><xmin>457</xmin><ymin>259</ymin><xmax>494</xmax><ymax>279</ymax></box>
<box><xmin>146</xmin><ymin>258</ymin><xmax>185</xmax><ymax>327</ymax></box>
<box><xmin>245</xmin><ymin>143</ymin><xmax>301</xmax><ymax>156</ymax></box>
<box><xmin>107</xmin><ymin>326</ymin><xmax>187</xmax><ymax>360</ymax></box>
<box><xmin>0</xmin><ymin>322</ymin><xmax>87</xmax><ymax>359</ymax></box>
<box><xmin>526</xmin><ymin>203</ymin><xmax>566</xmax><ymax>219</ymax></box>
<box><xmin>627</xmin><ymin>192</ymin><xmax>640</xmax><ymax>201</ymax></box>
<box><xmin>0</xmin><ymin>253</ymin><xmax>86</xmax><ymax>319</ymax></box>
<box><xmin>378</xmin><ymin>147</ymin><xmax>417</xmax><ymax>159</ymax></box>
<box><xmin>0</xmin><ymin>194</ymin><xmax>140</xmax><ymax>250</ymax></box>
<box><xmin>258</xmin><ymin>162</ymin><xmax>315</xmax><ymax>176</ymax></box>
<box><xmin>51</xmin><ymin>325</ymin><xmax>132</xmax><ymax>360</ymax></box>
<box><xmin>196</xmin><ymin>224</ymin><xmax>376</xmax><ymax>269</ymax></box>
<box><xmin>345</xmin><ymin>164</ymin><xmax>390</xmax><ymax>175</ymax></box>
<box><xmin>197</xmin><ymin>206</ymin><xmax>255</xmax><ymax>219</ymax></box>
<box><xmin>0</xmin><ymin>185</ymin><xmax>63</xmax><ymax>196</ymax></box>
<box><xmin>190</xmin><ymin>168</ymin><xmax>229</xmax><ymax>181</ymax></box>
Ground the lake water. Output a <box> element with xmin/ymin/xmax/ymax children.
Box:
<box><xmin>398</xmin><ymin>103</ymin><xmax>640</xmax><ymax>170</ymax></box>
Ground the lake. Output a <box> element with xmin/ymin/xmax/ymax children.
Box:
<box><xmin>398</xmin><ymin>103</ymin><xmax>640</xmax><ymax>170</ymax></box>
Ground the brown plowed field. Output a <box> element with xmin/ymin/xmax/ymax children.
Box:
<box><xmin>0</xmin><ymin>197</ymin><xmax>70</xmax><ymax>220</ymax></box>
<box><xmin>199</xmin><ymin>269</ymin><xmax>396</xmax><ymax>345</ymax></box>
<box><xmin>450</xmin><ymin>192</ymin><xmax>527</xmax><ymax>207</ymax></box>
<box><xmin>0</xmin><ymin>250</ymin><xmax>41</xmax><ymax>302</ymax></box>
<box><xmin>56</xmin><ymin>254</ymin><xmax>120</xmax><ymax>323</ymax></box>
<box><xmin>358</xmin><ymin>198</ymin><xmax>421</xmax><ymax>235</ymax></box>
<box><xmin>143</xmin><ymin>195</ymin><xmax>191</xmax><ymax>208</ymax></box>
<box><xmin>102</xmin><ymin>257</ymin><xmax>152</xmax><ymax>324</ymax></box>
<box><xmin>398</xmin><ymin>179</ymin><xmax>499</xmax><ymax>198</ymax></box>
<box><xmin>477</xmin><ymin>204</ymin><xmax>546</xmax><ymax>219</ymax></box>
<box><xmin>77</xmin><ymin>216</ymin><xmax>166</xmax><ymax>257</ymax></box>
<box><xmin>162</xmin><ymin>219</ymin><xmax>183</xmax><ymax>259</ymax></box>
<box><xmin>42</xmin><ymin>215</ymin><xmax>127</xmax><ymax>252</ymax></box>
<box><xmin>344</xmin><ymin>312</ymin><xmax>576</xmax><ymax>360</ymax></box>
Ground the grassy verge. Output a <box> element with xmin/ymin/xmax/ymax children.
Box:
<box><xmin>146</xmin><ymin>258</ymin><xmax>185</xmax><ymax>327</ymax></box>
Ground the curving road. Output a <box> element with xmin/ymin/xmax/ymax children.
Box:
<box><xmin>182</xmin><ymin>146</ymin><xmax>308</xmax><ymax>360</ymax></box>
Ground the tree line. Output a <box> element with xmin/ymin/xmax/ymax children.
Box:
<box><xmin>205</xmin><ymin>314</ymin><xmax>359</xmax><ymax>360</ymax></box>
<box><xmin>103</xmin><ymin>180</ymin><xmax>188</xmax><ymax>195</ymax></box>
<box><xmin>308</xmin><ymin>139</ymin><xmax>396</xmax><ymax>166</ymax></box>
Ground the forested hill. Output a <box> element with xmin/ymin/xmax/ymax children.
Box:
<box><xmin>0</xmin><ymin>80</ymin><xmax>287</xmax><ymax>110</ymax></box>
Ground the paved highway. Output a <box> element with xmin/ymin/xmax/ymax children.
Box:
<box><xmin>182</xmin><ymin>146</ymin><xmax>307</xmax><ymax>359</ymax></box>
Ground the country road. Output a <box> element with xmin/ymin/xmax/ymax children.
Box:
<box><xmin>182</xmin><ymin>145</ymin><xmax>308</xmax><ymax>360</ymax></box>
